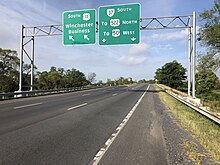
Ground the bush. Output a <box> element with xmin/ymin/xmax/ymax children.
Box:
<box><xmin>196</xmin><ymin>69</ymin><xmax>218</xmax><ymax>94</ymax></box>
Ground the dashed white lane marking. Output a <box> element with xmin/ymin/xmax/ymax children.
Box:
<box><xmin>13</xmin><ymin>102</ymin><xmax>43</xmax><ymax>109</ymax></box>
<box><xmin>112</xmin><ymin>93</ymin><xmax>118</xmax><ymax>96</ymax></box>
<box><xmin>82</xmin><ymin>93</ymin><xmax>91</xmax><ymax>96</ymax></box>
<box><xmin>67</xmin><ymin>103</ymin><xmax>88</xmax><ymax>111</ymax></box>
<box><xmin>91</xmin><ymin>84</ymin><xmax>150</xmax><ymax>165</ymax></box>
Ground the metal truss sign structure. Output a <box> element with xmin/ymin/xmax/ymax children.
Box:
<box><xmin>63</xmin><ymin>9</ymin><xmax>96</xmax><ymax>45</ymax></box>
<box><xmin>99</xmin><ymin>4</ymin><xmax>140</xmax><ymax>45</ymax></box>
<box><xmin>19</xmin><ymin>12</ymin><xmax>196</xmax><ymax>98</ymax></box>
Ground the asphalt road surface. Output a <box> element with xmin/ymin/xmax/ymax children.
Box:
<box><xmin>0</xmin><ymin>84</ymin><xmax>170</xmax><ymax>165</ymax></box>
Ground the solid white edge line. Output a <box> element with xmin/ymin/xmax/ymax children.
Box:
<box><xmin>147</xmin><ymin>84</ymin><xmax>150</xmax><ymax>91</ymax></box>
<box><xmin>67</xmin><ymin>103</ymin><xmax>88</xmax><ymax>111</ymax></box>
<box><xmin>112</xmin><ymin>93</ymin><xmax>118</xmax><ymax>96</ymax></box>
<box><xmin>13</xmin><ymin>102</ymin><xmax>43</xmax><ymax>109</ymax></box>
<box><xmin>91</xmin><ymin>84</ymin><xmax>150</xmax><ymax>165</ymax></box>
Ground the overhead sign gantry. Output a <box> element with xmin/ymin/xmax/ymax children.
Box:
<box><xmin>18</xmin><ymin>3</ymin><xmax>197</xmax><ymax>98</ymax></box>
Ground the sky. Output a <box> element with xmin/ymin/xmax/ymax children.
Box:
<box><xmin>0</xmin><ymin>0</ymin><xmax>218</xmax><ymax>82</ymax></box>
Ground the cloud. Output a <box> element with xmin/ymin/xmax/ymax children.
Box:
<box><xmin>152</xmin><ymin>44</ymin><xmax>174</xmax><ymax>50</ymax></box>
<box><xmin>129</xmin><ymin>43</ymin><xmax>150</xmax><ymax>55</ymax></box>
<box><xmin>150</xmin><ymin>29</ymin><xmax>188</xmax><ymax>42</ymax></box>
<box><xmin>117</xmin><ymin>56</ymin><xmax>147</xmax><ymax>65</ymax></box>
<box><xmin>117</xmin><ymin>43</ymin><xmax>150</xmax><ymax>65</ymax></box>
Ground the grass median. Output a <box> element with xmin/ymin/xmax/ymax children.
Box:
<box><xmin>154</xmin><ymin>85</ymin><xmax>220</xmax><ymax>163</ymax></box>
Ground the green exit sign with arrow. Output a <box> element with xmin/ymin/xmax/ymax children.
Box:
<box><xmin>63</xmin><ymin>9</ymin><xmax>96</xmax><ymax>45</ymax></box>
<box><xmin>99</xmin><ymin>4</ymin><xmax>140</xmax><ymax>45</ymax></box>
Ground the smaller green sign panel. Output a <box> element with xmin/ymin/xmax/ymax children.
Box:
<box><xmin>99</xmin><ymin>4</ymin><xmax>140</xmax><ymax>45</ymax></box>
<box><xmin>63</xmin><ymin>9</ymin><xmax>96</xmax><ymax>45</ymax></box>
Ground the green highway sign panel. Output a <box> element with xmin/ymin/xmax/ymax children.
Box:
<box><xmin>63</xmin><ymin>9</ymin><xmax>96</xmax><ymax>45</ymax></box>
<box><xmin>99</xmin><ymin>4</ymin><xmax>140</xmax><ymax>45</ymax></box>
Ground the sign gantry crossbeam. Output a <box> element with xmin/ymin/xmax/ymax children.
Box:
<box><xmin>21</xmin><ymin>16</ymin><xmax>193</xmax><ymax>37</ymax></box>
<box><xmin>23</xmin><ymin>25</ymin><xmax>62</xmax><ymax>37</ymax></box>
<box><xmin>19</xmin><ymin>12</ymin><xmax>196</xmax><ymax>98</ymax></box>
<box><xmin>140</xmin><ymin>15</ymin><xmax>192</xmax><ymax>30</ymax></box>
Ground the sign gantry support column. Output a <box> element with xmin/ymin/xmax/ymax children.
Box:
<box><xmin>188</xmin><ymin>26</ymin><xmax>192</xmax><ymax>97</ymax></box>
<box><xmin>19</xmin><ymin>25</ymin><xmax>24</xmax><ymax>92</ymax></box>
<box><xmin>30</xmin><ymin>35</ymin><xmax>35</xmax><ymax>91</ymax></box>
<box><xmin>192</xmin><ymin>11</ymin><xmax>196</xmax><ymax>98</ymax></box>
<box><xmin>18</xmin><ymin>25</ymin><xmax>63</xmax><ymax>91</ymax></box>
<box><xmin>140</xmin><ymin>12</ymin><xmax>196</xmax><ymax>98</ymax></box>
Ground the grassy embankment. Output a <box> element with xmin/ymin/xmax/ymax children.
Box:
<box><xmin>155</xmin><ymin>85</ymin><xmax>220</xmax><ymax>164</ymax></box>
<box><xmin>199</xmin><ymin>90</ymin><xmax>220</xmax><ymax>113</ymax></box>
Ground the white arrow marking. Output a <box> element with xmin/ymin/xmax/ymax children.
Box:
<box><xmin>102</xmin><ymin>39</ymin><xmax>107</xmax><ymax>43</ymax></box>
<box><xmin>84</xmin><ymin>35</ymin><xmax>90</xmax><ymax>41</ymax></box>
<box><xmin>131</xmin><ymin>37</ymin><xmax>136</xmax><ymax>41</ymax></box>
<box><xmin>69</xmin><ymin>36</ymin><xmax>74</xmax><ymax>42</ymax></box>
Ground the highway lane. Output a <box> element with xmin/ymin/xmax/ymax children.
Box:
<box><xmin>0</xmin><ymin>83</ymin><xmax>148</xmax><ymax>164</ymax></box>
<box><xmin>0</xmin><ymin>85</ymin><xmax>131</xmax><ymax>135</ymax></box>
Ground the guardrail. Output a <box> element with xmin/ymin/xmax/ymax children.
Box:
<box><xmin>156</xmin><ymin>84</ymin><xmax>220</xmax><ymax>125</ymax></box>
<box><xmin>0</xmin><ymin>86</ymin><xmax>101</xmax><ymax>100</ymax></box>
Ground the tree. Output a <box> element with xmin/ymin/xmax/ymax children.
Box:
<box><xmin>48</xmin><ymin>66</ymin><xmax>62</xmax><ymax>89</ymax></box>
<box><xmin>198</xmin><ymin>0</ymin><xmax>220</xmax><ymax>71</ymax></box>
<box><xmin>197</xmin><ymin>52</ymin><xmax>220</xmax><ymax>72</ymax></box>
<box><xmin>0</xmin><ymin>48</ymin><xmax>19</xmax><ymax>92</ymax></box>
<box><xmin>154</xmin><ymin>61</ymin><xmax>186</xmax><ymax>89</ymax></box>
<box><xmin>36</xmin><ymin>71</ymin><xmax>50</xmax><ymax>90</ymax></box>
<box><xmin>65</xmin><ymin>68</ymin><xmax>88</xmax><ymax>87</ymax></box>
<box><xmin>87</xmin><ymin>72</ymin><xmax>96</xmax><ymax>84</ymax></box>
<box><xmin>196</xmin><ymin>69</ymin><xmax>218</xmax><ymax>94</ymax></box>
<box><xmin>107</xmin><ymin>78</ymin><xmax>114</xmax><ymax>86</ymax></box>
<box><xmin>97</xmin><ymin>80</ymin><xmax>103</xmax><ymax>86</ymax></box>
<box><xmin>138</xmin><ymin>79</ymin><xmax>147</xmax><ymax>83</ymax></box>
<box><xmin>116</xmin><ymin>77</ymin><xmax>124</xmax><ymax>85</ymax></box>
<box><xmin>22</xmin><ymin>63</ymin><xmax>38</xmax><ymax>90</ymax></box>
<box><xmin>198</xmin><ymin>0</ymin><xmax>220</xmax><ymax>52</ymax></box>
<box><xmin>36</xmin><ymin>67</ymin><xmax>88</xmax><ymax>90</ymax></box>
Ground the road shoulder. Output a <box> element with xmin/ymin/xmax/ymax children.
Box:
<box><xmin>98</xmin><ymin>85</ymin><xmax>168</xmax><ymax>165</ymax></box>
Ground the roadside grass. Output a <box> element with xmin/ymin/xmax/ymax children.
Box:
<box><xmin>199</xmin><ymin>90</ymin><xmax>220</xmax><ymax>113</ymax></box>
<box><xmin>183</xmin><ymin>140</ymin><xmax>204</xmax><ymax>165</ymax></box>
<box><xmin>155</xmin><ymin>85</ymin><xmax>220</xmax><ymax>163</ymax></box>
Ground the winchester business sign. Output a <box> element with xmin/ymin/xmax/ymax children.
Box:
<box><xmin>63</xmin><ymin>9</ymin><xmax>96</xmax><ymax>45</ymax></box>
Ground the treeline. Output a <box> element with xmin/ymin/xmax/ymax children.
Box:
<box><xmin>105</xmin><ymin>77</ymin><xmax>133</xmax><ymax>86</ymax></box>
<box><xmin>154</xmin><ymin>60</ymin><xmax>219</xmax><ymax>94</ymax></box>
<box><xmin>0</xmin><ymin>48</ymin><xmax>19</xmax><ymax>92</ymax></box>
<box><xmin>36</xmin><ymin>67</ymin><xmax>89</xmax><ymax>90</ymax></box>
<box><xmin>155</xmin><ymin>0</ymin><xmax>220</xmax><ymax>95</ymax></box>
<box><xmin>154</xmin><ymin>1</ymin><xmax>220</xmax><ymax>111</ymax></box>
<box><xmin>154</xmin><ymin>61</ymin><xmax>187</xmax><ymax>91</ymax></box>
<box><xmin>0</xmin><ymin>48</ymin><xmax>90</xmax><ymax>92</ymax></box>
<box><xmin>0</xmin><ymin>48</ymin><xmax>140</xmax><ymax>93</ymax></box>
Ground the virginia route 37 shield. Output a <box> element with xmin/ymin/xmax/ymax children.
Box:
<box><xmin>107</xmin><ymin>9</ymin><xmax>115</xmax><ymax>17</ymax></box>
<box><xmin>63</xmin><ymin>9</ymin><xmax>96</xmax><ymax>45</ymax></box>
<box><xmin>99</xmin><ymin>4</ymin><xmax>140</xmax><ymax>45</ymax></box>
